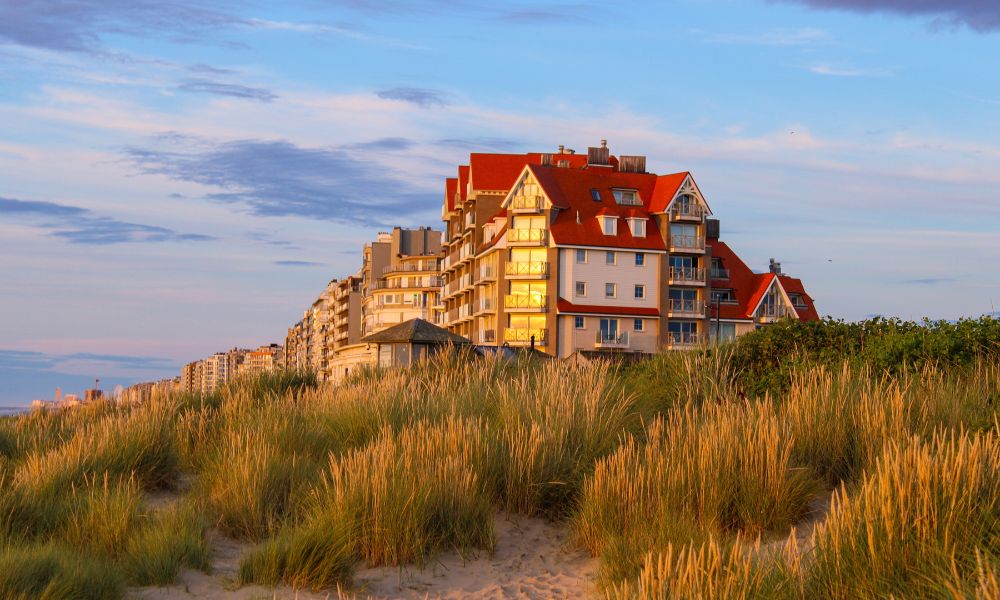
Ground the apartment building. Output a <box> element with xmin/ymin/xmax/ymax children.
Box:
<box><xmin>440</xmin><ymin>142</ymin><xmax>818</xmax><ymax>357</ymax></box>
<box><xmin>238</xmin><ymin>344</ymin><xmax>284</xmax><ymax>378</ymax></box>
<box><xmin>200</xmin><ymin>352</ymin><xmax>228</xmax><ymax>394</ymax></box>
<box><xmin>180</xmin><ymin>361</ymin><xmax>202</xmax><ymax>394</ymax></box>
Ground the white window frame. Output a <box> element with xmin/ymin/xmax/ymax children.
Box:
<box><xmin>634</xmin><ymin>284</ymin><xmax>645</xmax><ymax>300</ymax></box>
<box><xmin>576</xmin><ymin>249</ymin><xmax>587</xmax><ymax>263</ymax></box>
<box><xmin>605</xmin><ymin>251</ymin><xmax>616</xmax><ymax>265</ymax></box>
<box><xmin>605</xmin><ymin>282</ymin><xmax>617</xmax><ymax>298</ymax></box>
<box><xmin>633</xmin><ymin>319</ymin><xmax>644</xmax><ymax>332</ymax></box>
<box><xmin>635</xmin><ymin>252</ymin><xmax>645</xmax><ymax>266</ymax></box>
<box><xmin>628</xmin><ymin>218</ymin><xmax>646</xmax><ymax>238</ymax></box>
<box><xmin>574</xmin><ymin>316</ymin><xmax>585</xmax><ymax>329</ymax></box>
<box><xmin>600</xmin><ymin>216</ymin><xmax>617</xmax><ymax>235</ymax></box>
<box><xmin>575</xmin><ymin>281</ymin><xmax>587</xmax><ymax>297</ymax></box>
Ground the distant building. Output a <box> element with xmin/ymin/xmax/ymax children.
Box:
<box><xmin>238</xmin><ymin>344</ymin><xmax>284</xmax><ymax>378</ymax></box>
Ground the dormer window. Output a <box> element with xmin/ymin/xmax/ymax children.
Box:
<box><xmin>789</xmin><ymin>293</ymin><xmax>806</xmax><ymax>307</ymax></box>
<box><xmin>627</xmin><ymin>218</ymin><xmax>646</xmax><ymax>238</ymax></box>
<box><xmin>599</xmin><ymin>215</ymin><xmax>617</xmax><ymax>235</ymax></box>
<box><xmin>613</xmin><ymin>189</ymin><xmax>641</xmax><ymax>206</ymax></box>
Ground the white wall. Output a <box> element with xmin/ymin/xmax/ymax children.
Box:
<box><xmin>558</xmin><ymin>248</ymin><xmax>661</xmax><ymax>308</ymax></box>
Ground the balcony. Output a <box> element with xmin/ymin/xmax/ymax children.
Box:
<box><xmin>505</xmin><ymin>261</ymin><xmax>549</xmax><ymax>279</ymax></box>
<box><xmin>458</xmin><ymin>304</ymin><xmax>474</xmax><ymax>321</ymax></box>
<box><xmin>667</xmin><ymin>332</ymin><xmax>703</xmax><ymax>349</ymax></box>
<box><xmin>459</xmin><ymin>243</ymin><xmax>475</xmax><ymax>263</ymax></box>
<box><xmin>507</xmin><ymin>228</ymin><xmax>548</xmax><ymax>246</ymax></box>
<box><xmin>595</xmin><ymin>331</ymin><xmax>630</xmax><ymax>349</ymax></box>
<box><xmin>476</xmin><ymin>264</ymin><xmax>496</xmax><ymax>284</ymax></box>
<box><xmin>669</xmin><ymin>204</ymin><xmax>705</xmax><ymax>222</ymax></box>
<box><xmin>504</xmin><ymin>294</ymin><xmax>549</xmax><ymax>312</ymax></box>
<box><xmin>475</xmin><ymin>295</ymin><xmax>496</xmax><ymax>314</ymax></box>
<box><xmin>756</xmin><ymin>305</ymin><xmax>794</xmax><ymax>324</ymax></box>
<box><xmin>511</xmin><ymin>195</ymin><xmax>544</xmax><ymax>213</ymax></box>
<box><xmin>669</xmin><ymin>235</ymin><xmax>705</xmax><ymax>253</ymax></box>
<box><xmin>710</xmin><ymin>268</ymin><xmax>730</xmax><ymax>280</ymax></box>
<box><xmin>480</xmin><ymin>329</ymin><xmax>496</xmax><ymax>344</ymax></box>
<box><xmin>460</xmin><ymin>273</ymin><xmax>474</xmax><ymax>291</ymax></box>
<box><xmin>464</xmin><ymin>212</ymin><xmax>475</xmax><ymax>230</ymax></box>
<box><xmin>371</xmin><ymin>277</ymin><xmax>443</xmax><ymax>290</ymax></box>
<box><xmin>667</xmin><ymin>299</ymin><xmax>706</xmax><ymax>317</ymax></box>
<box><xmin>381</xmin><ymin>261</ymin><xmax>440</xmax><ymax>276</ymax></box>
<box><xmin>667</xmin><ymin>267</ymin><xmax>707</xmax><ymax>286</ymax></box>
<box><xmin>505</xmin><ymin>328</ymin><xmax>547</xmax><ymax>346</ymax></box>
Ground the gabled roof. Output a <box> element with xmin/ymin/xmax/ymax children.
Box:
<box><xmin>708</xmin><ymin>239</ymin><xmax>819</xmax><ymax>321</ymax></box>
<box><xmin>648</xmin><ymin>172</ymin><xmax>690</xmax><ymax>213</ymax></box>
<box><xmin>557</xmin><ymin>298</ymin><xmax>659</xmax><ymax>316</ymax></box>
<box><xmin>528</xmin><ymin>164</ymin><xmax>666</xmax><ymax>251</ymax></box>
<box><xmin>458</xmin><ymin>165</ymin><xmax>470</xmax><ymax>204</ymax></box>
<box><xmin>445</xmin><ymin>177</ymin><xmax>458</xmax><ymax>213</ymax></box>
<box><xmin>361</xmin><ymin>318</ymin><xmax>471</xmax><ymax>345</ymax></box>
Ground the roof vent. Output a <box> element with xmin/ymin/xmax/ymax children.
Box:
<box><xmin>587</xmin><ymin>145</ymin><xmax>610</xmax><ymax>166</ymax></box>
<box><xmin>541</xmin><ymin>153</ymin><xmax>553</xmax><ymax>166</ymax></box>
<box><xmin>558</xmin><ymin>144</ymin><xmax>565</xmax><ymax>154</ymax></box>
<box><xmin>619</xmin><ymin>155</ymin><xmax>646</xmax><ymax>173</ymax></box>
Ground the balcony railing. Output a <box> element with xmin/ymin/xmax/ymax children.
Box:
<box><xmin>459</xmin><ymin>243</ymin><xmax>474</xmax><ymax>262</ymax></box>
<box><xmin>477</xmin><ymin>264</ymin><xmax>496</xmax><ymax>283</ymax></box>
<box><xmin>669</xmin><ymin>204</ymin><xmax>705</xmax><ymax>221</ymax></box>
<box><xmin>595</xmin><ymin>331</ymin><xmax>629</xmax><ymax>349</ymax></box>
<box><xmin>371</xmin><ymin>277</ymin><xmax>442</xmax><ymax>290</ymax></box>
<box><xmin>505</xmin><ymin>328</ymin><xmax>547</xmax><ymax>345</ymax></box>
<box><xmin>511</xmin><ymin>195</ymin><xmax>544</xmax><ymax>212</ymax></box>
<box><xmin>381</xmin><ymin>261</ymin><xmax>440</xmax><ymax>276</ymax></box>
<box><xmin>667</xmin><ymin>299</ymin><xmax>705</xmax><ymax>316</ymax></box>
<box><xmin>710</xmin><ymin>268</ymin><xmax>730</xmax><ymax>280</ymax></box>
<box><xmin>757</xmin><ymin>304</ymin><xmax>794</xmax><ymax>323</ymax></box>
<box><xmin>505</xmin><ymin>261</ymin><xmax>549</xmax><ymax>278</ymax></box>
<box><xmin>669</xmin><ymin>235</ymin><xmax>705</xmax><ymax>252</ymax></box>
<box><xmin>667</xmin><ymin>267</ymin><xmax>706</xmax><ymax>285</ymax></box>
<box><xmin>504</xmin><ymin>294</ymin><xmax>549</xmax><ymax>311</ymax></box>
<box><xmin>507</xmin><ymin>228</ymin><xmax>548</xmax><ymax>244</ymax></box>
<box><xmin>480</xmin><ymin>329</ymin><xmax>496</xmax><ymax>344</ymax></box>
<box><xmin>477</xmin><ymin>296</ymin><xmax>495</xmax><ymax>313</ymax></box>
<box><xmin>667</xmin><ymin>332</ymin><xmax>702</xmax><ymax>348</ymax></box>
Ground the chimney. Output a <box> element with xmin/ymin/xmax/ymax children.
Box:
<box><xmin>558</xmin><ymin>144</ymin><xmax>564</xmax><ymax>154</ymax></box>
<box><xmin>600</xmin><ymin>139</ymin><xmax>607</xmax><ymax>148</ymax></box>
<box><xmin>541</xmin><ymin>153</ymin><xmax>553</xmax><ymax>166</ymax></box>
<box><xmin>769</xmin><ymin>258</ymin><xmax>783</xmax><ymax>275</ymax></box>
<box><xmin>706</xmin><ymin>219</ymin><xmax>720</xmax><ymax>239</ymax></box>
<box><xmin>619</xmin><ymin>155</ymin><xmax>647</xmax><ymax>173</ymax></box>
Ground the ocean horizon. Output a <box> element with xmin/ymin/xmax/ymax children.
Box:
<box><xmin>0</xmin><ymin>405</ymin><xmax>30</xmax><ymax>416</ymax></box>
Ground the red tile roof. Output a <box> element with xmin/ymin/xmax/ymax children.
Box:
<box><xmin>445</xmin><ymin>177</ymin><xmax>457</xmax><ymax>213</ymax></box>
<box><xmin>708</xmin><ymin>239</ymin><xmax>819</xmax><ymax>321</ymax></box>
<box><xmin>557</xmin><ymin>298</ymin><xmax>659</xmax><ymax>316</ymax></box>
<box><xmin>648</xmin><ymin>172</ymin><xmax>689</xmax><ymax>213</ymax></box>
<box><xmin>468</xmin><ymin>153</ymin><xmax>589</xmax><ymax>192</ymax></box>
<box><xmin>529</xmin><ymin>164</ymin><xmax>666</xmax><ymax>251</ymax></box>
<box><xmin>458</xmin><ymin>165</ymin><xmax>470</xmax><ymax>204</ymax></box>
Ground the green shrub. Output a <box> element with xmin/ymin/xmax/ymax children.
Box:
<box><xmin>0</xmin><ymin>543</ymin><xmax>123</xmax><ymax>600</ymax></box>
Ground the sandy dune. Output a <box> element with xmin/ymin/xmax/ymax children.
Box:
<box><xmin>130</xmin><ymin>514</ymin><xmax>599</xmax><ymax>600</ymax></box>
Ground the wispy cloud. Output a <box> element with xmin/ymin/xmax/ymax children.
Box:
<box><xmin>349</xmin><ymin>137</ymin><xmax>416</xmax><ymax>151</ymax></box>
<box><xmin>808</xmin><ymin>63</ymin><xmax>896</xmax><ymax>77</ymax></box>
<box><xmin>178</xmin><ymin>79</ymin><xmax>278</xmax><ymax>102</ymax></box>
<box><xmin>122</xmin><ymin>137</ymin><xmax>438</xmax><ymax>225</ymax></box>
<box><xmin>0</xmin><ymin>196</ymin><xmax>215</xmax><ymax>244</ymax></box>
<box><xmin>706</xmin><ymin>27</ymin><xmax>830</xmax><ymax>46</ymax></box>
<box><xmin>901</xmin><ymin>277</ymin><xmax>958</xmax><ymax>285</ymax></box>
<box><xmin>775</xmin><ymin>0</ymin><xmax>1000</xmax><ymax>33</ymax></box>
<box><xmin>438</xmin><ymin>137</ymin><xmax>523</xmax><ymax>151</ymax></box>
<box><xmin>0</xmin><ymin>0</ymin><xmax>246</xmax><ymax>53</ymax></box>
<box><xmin>0</xmin><ymin>349</ymin><xmax>176</xmax><ymax>372</ymax></box>
<box><xmin>274</xmin><ymin>260</ymin><xmax>324</xmax><ymax>267</ymax></box>
<box><xmin>375</xmin><ymin>87</ymin><xmax>449</xmax><ymax>107</ymax></box>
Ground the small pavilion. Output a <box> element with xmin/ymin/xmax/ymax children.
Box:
<box><xmin>361</xmin><ymin>318</ymin><xmax>472</xmax><ymax>368</ymax></box>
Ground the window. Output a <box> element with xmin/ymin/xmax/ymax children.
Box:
<box><xmin>605</xmin><ymin>251</ymin><xmax>616</xmax><ymax>265</ymax></box>
<box><xmin>789</xmin><ymin>293</ymin><xmax>806</xmax><ymax>307</ymax></box>
<box><xmin>613</xmin><ymin>189</ymin><xmax>641</xmax><ymax>206</ymax></box>
<box><xmin>710</xmin><ymin>322</ymin><xmax>736</xmax><ymax>343</ymax></box>
<box><xmin>605</xmin><ymin>283</ymin><xmax>616</xmax><ymax>298</ymax></box>
<box><xmin>601</xmin><ymin>216</ymin><xmax>617</xmax><ymax>235</ymax></box>
<box><xmin>575</xmin><ymin>281</ymin><xmax>587</xmax><ymax>297</ymax></box>
<box><xmin>574</xmin><ymin>316</ymin><xmax>585</xmax><ymax>329</ymax></box>
<box><xmin>710</xmin><ymin>258</ymin><xmax>728</xmax><ymax>279</ymax></box>
<box><xmin>628</xmin><ymin>218</ymin><xmax>646</xmax><ymax>238</ymax></box>
<box><xmin>633</xmin><ymin>319</ymin><xmax>644</xmax><ymax>332</ymax></box>
<box><xmin>590</xmin><ymin>188</ymin><xmax>601</xmax><ymax>202</ymax></box>
<box><xmin>634</xmin><ymin>284</ymin><xmax>645</xmax><ymax>299</ymax></box>
<box><xmin>635</xmin><ymin>253</ymin><xmax>645</xmax><ymax>266</ymax></box>
<box><xmin>576</xmin><ymin>249</ymin><xmax>587</xmax><ymax>263</ymax></box>
<box><xmin>711</xmin><ymin>289</ymin><xmax>736</xmax><ymax>304</ymax></box>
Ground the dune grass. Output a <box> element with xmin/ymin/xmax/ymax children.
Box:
<box><xmin>0</xmin><ymin>319</ymin><xmax>996</xmax><ymax>598</ymax></box>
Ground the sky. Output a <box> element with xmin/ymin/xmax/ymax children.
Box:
<box><xmin>1</xmin><ymin>0</ymin><xmax>999</xmax><ymax>404</ymax></box>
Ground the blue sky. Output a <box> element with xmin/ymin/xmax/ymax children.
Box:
<box><xmin>2</xmin><ymin>0</ymin><xmax>999</xmax><ymax>404</ymax></box>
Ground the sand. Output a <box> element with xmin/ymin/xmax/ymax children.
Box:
<box><xmin>130</xmin><ymin>514</ymin><xmax>600</xmax><ymax>600</ymax></box>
